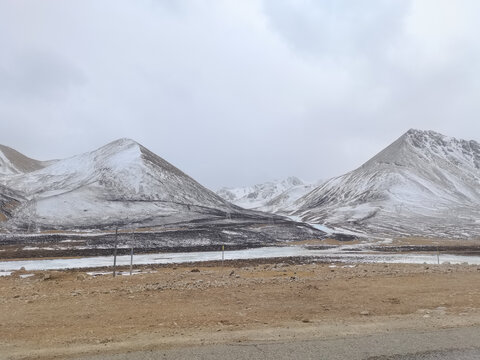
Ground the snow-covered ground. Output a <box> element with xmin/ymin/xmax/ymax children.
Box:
<box><xmin>1</xmin><ymin>245</ymin><xmax>479</xmax><ymax>275</ymax></box>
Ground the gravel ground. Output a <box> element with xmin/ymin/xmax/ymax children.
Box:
<box><xmin>1</xmin><ymin>259</ymin><xmax>479</xmax><ymax>360</ymax></box>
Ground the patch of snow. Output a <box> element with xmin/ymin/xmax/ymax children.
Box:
<box><xmin>222</xmin><ymin>230</ymin><xmax>240</xmax><ymax>235</ymax></box>
<box><xmin>310</xmin><ymin>224</ymin><xmax>334</xmax><ymax>234</ymax></box>
<box><xmin>19</xmin><ymin>273</ymin><xmax>35</xmax><ymax>279</ymax></box>
<box><xmin>23</xmin><ymin>246</ymin><xmax>57</xmax><ymax>251</ymax></box>
<box><xmin>86</xmin><ymin>270</ymin><xmax>151</xmax><ymax>277</ymax></box>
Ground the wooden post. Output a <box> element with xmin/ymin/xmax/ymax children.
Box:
<box><xmin>130</xmin><ymin>247</ymin><xmax>134</xmax><ymax>276</ymax></box>
<box><xmin>130</xmin><ymin>229</ymin><xmax>134</xmax><ymax>276</ymax></box>
<box><xmin>113</xmin><ymin>227</ymin><xmax>118</xmax><ymax>277</ymax></box>
<box><xmin>437</xmin><ymin>246</ymin><xmax>440</xmax><ymax>265</ymax></box>
<box><xmin>222</xmin><ymin>245</ymin><xmax>224</xmax><ymax>265</ymax></box>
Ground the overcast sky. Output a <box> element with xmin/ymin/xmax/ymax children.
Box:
<box><xmin>1</xmin><ymin>0</ymin><xmax>479</xmax><ymax>189</ymax></box>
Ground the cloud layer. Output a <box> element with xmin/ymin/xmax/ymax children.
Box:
<box><xmin>1</xmin><ymin>0</ymin><xmax>479</xmax><ymax>189</ymax></box>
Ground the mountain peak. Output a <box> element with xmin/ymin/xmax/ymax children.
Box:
<box><xmin>1</xmin><ymin>138</ymin><xmax>237</xmax><ymax>229</ymax></box>
<box><xmin>361</xmin><ymin>129</ymin><xmax>480</xmax><ymax>170</ymax></box>
<box><xmin>401</xmin><ymin>130</ymin><xmax>480</xmax><ymax>162</ymax></box>
<box><xmin>403</xmin><ymin>129</ymin><xmax>450</xmax><ymax>145</ymax></box>
<box><xmin>289</xmin><ymin>130</ymin><xmax>480</xmax><ymax>238</ymax></box>
<box><xmin>102</xmin><ymin>138</ymin><xmax>142</xmax><ymax>150</ymax></box>
<box><xmin>89</xmin><ymin>138</ymin><xmax>147</xmax><ymax>167</ymax></box>
<box><xmin>404</xmin><ymin>128</ymin><xmax>430</xmax><ymax>136</ymax></box>
<box><xmin>284</xmin><ymin>176</ymin><xmax>304</xmax><ymax>186</ymax></box>
<box><xmin>404</xmin><ymin>128</ymin><xmax>443</xmax><ymax>136</ymax></box>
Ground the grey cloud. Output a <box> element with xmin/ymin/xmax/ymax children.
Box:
<box><xmin>0</xmin><ymin>0</ymin><xmax>479</xmax><ymax>190</ymax></box>
<box><xmin>0</xmin><ymin>50</ymin><xmax>86</xmax><ymax>101</ymax></box>
<box><xmin>262</xmin><ymin>0</ymin><xmax>409</xmax><ymax>59</ymax></box>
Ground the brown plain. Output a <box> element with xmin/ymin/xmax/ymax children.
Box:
<box><xmin>1</xmin><ymin>260</ymin><xmax>480</xmax><ymax>359</ymax></box>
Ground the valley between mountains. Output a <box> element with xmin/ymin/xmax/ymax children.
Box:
<box><xmin>218</xmin><ymin>129</ymin><xmax>480</xmax><ymax>240</ymax></box>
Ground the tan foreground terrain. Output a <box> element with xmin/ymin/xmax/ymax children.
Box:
<box><xmin>1</xmin><ymin>259</ymin><xmax>480</xmax><ymax>359</ymax></box>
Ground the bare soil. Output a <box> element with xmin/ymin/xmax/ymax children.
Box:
<box><xmin>1</xmin><ymin>259</ymin><xmax>480</xmax><ymax>360</ymax></box>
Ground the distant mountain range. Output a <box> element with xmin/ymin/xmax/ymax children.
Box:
<box><xmin>216</xmin><ymin>177</ymin><xmax>322</xmax><ymax>211</ymax></box>
<box><xmin>283</xmin><ymin>129</ymin><xmax>480</xmax><ymax>238</ymax></box>
<box><xmin>1</xmin><ymin>129</ymin><xmax>479</xmax><ymax>240</ymax></box>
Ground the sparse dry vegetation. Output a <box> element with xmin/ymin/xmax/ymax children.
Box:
<box><xmin>1</xmin><ymin>259</ymin><xmax>479</xmax><ymax>359</ymax></box>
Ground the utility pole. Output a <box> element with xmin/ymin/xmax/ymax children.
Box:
<box><xmin>113</xmin><ymin>227</ymin><xmax>118</xmax><ymax>277</ymax></box>
<box><xmin>30</xmin><ymin>195</ymin><xmax>38</xmax><ymax>233</ymax></box>
<box><xmin>221</xmin><ymin>244</ymin><xmax>224</xmax><ymax>266</ymax></box>
<box><xmin>130</xmin><ymin>229</ymin><xmax>135</xmax><ymax>276</ymax></box>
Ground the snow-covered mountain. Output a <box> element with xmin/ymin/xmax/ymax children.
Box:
<box><xmin>0</xmin><ymin>139</ymin><xmax>267</xmax><ymax>229</ymax></box>
<box><xmin>257</xmin><ymin>181</ymin><xmax>323</xmax><ymax>213</ymax></box>
<box><xmin>286</xmin><ymin>129</ymin><xmax>480</xmax><ymax>238</ymax></box>
<box><xmin>216</xmin><ymin>177</ymin><xmax>320</xmax><ymax>211</ymax></box>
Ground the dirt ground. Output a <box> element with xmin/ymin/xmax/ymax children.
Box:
<box><xmin>1</xmin><ymin>259</ymin><xmax>480</xmax><ymax>360</ymax></box>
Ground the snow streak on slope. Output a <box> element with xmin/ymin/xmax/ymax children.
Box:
<box><xmin>1</xmin><ymin>139</ymin><xmax>250</xmax><ymax>229</ymax></box>
<box><xmin>217</xmin><ymin>177</ymin><xmax>320</xmax><ymax>211</ymax></box>
<box><xmin>287</xmin><ymin>129</ymin><xmax>480</xmax><ymax>238</ymax></box>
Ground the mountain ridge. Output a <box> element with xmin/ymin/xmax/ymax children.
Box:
<box><xmin>285</xmin><ymin>129</ymin><xmax>480</xmax><ymax>238</ymax></box>
<box><xmin>216</xmin><ymin>176</ymin><xmax>321</xmax><ymax>211</ymax></box>
<box><xmin>0</xmin><ymin>138</ymin><xmax>256</xmax><ymax>229</ymax></box>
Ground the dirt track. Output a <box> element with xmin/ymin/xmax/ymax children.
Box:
<box><xmin>1</xmin><ymin>259</ymin><xmax>480</xmax><ymax>359</ymax></box>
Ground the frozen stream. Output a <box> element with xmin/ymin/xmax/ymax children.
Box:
<box><xmin>1</xmin><ymin>246</ymin><xmax>480</xmax><ymax>275</ymax></box>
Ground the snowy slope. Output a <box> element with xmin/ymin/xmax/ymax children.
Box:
<box><xmin>1</xmin><ymin>139</ymin><xmax>258</xmax><ymax>229</ymax></box>
<box><xmin>216</xmin><ymin>177</ymin><xmax>319</xmax><ymax>211</ymax></box>
<box><xmin>286</xmin><ymin>129</ymin><xmax>480</xmax><ymax>238</ymax></box>
<box><xmin>257</xmin><ymin>181</ymin><xmax>322</xmax><ymax>213</ymax></box>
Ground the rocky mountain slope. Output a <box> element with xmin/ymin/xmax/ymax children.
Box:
<box><xmin>0</xmin><ymin>185</ymin><xmax>23</xmax><ymax>222</ymax></box>
<box><xmin>217</xmin><ymin>177</ymin><xmax>320</xmax><ymax>211</ymax></box>
<box><xmin>286</xmin><ymin>129</ymin><xmax>480</xmax><ymax>238</ymax></box>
